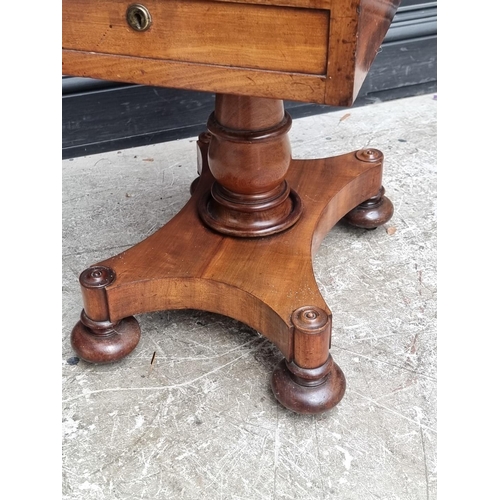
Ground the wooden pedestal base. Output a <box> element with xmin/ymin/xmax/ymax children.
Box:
<box><xmin>70</xmin><ymin>96</ymin><xmax>393</xmax><ymax>414</ymax></box>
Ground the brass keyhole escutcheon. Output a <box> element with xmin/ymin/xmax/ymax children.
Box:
<box><xmin>126</xmin><ymin>4</ymin><xmax>152</xmax><ymax>31</ymax></box>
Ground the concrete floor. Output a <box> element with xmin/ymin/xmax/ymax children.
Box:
<box><xmin>62</xmin><ymin>93</ymin><xmax>437</xmax><ymax>500</ymax></box>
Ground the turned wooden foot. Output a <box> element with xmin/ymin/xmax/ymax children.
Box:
<box><xmin>272</xmin><ymin>356</ymin><xmax>346</xmax><ymax>414</ymax></box>
<box><xmin>71</xmin><ymin>312</ymin><xmax>141</xmax><ymax>364</ymax></box>
<box><xmin>271</xmin><ymin>307</ymin><xmax>346</xmax><ymax>414</ymax></box>
<box><xmin>342</xmin><ymin>150</ymin><xmax>394</xmax><ymax>229</ymax></box>
<box><xmin>71</xmin><ymin>265</ymin><xmax>141</xmax><ymax>363</ymax></box>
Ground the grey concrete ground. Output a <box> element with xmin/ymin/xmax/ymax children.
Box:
<box><xmin>62</xmin><ymin>93</ymin><xmax>437</xmax><ymax>500</ymax></box>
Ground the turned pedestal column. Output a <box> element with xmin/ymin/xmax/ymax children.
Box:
<box><xmin>198</xmin><ymin>95</ymin><xmax>302</xmax><ymax>237</ymax></box>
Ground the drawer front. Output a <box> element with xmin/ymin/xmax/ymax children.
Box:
<box><xmin>62</xmin><ymin>0</ymin><xmax>329</xmax><ymax>76</ymax></box>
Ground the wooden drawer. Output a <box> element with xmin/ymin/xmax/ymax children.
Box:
<box><xmin>62</xmin><ymin>0</ymin><xmax>330</xmax><ymax>75</ymax></box>
<box><xmin>63</xmin><ymin>0</ymin><xmax>401</xmax><ymax>107</ymax></box>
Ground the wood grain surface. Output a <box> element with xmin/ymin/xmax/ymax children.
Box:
<box><xmin>63</xmin><ymin>0</ymin><xmax>329</xmax><ymax>75</ymax></box>
<box><xmin>62</xmin><ymin>0</ymin><xmax>401</xmax><ymax>105</ymax></box>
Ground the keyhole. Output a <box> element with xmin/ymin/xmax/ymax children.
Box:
<box><xmin>126</xmin><ymin>4</ymin><xmax>152</xmax><ymax>31</ymax></box>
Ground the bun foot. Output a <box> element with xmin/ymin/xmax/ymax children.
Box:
<box><xmin>71</xmin><ymin>311</ymin><xmax>141</xmax><ymax>364</ymax></box>
<box><xmin>271</xmin><ymin>355</ymin><xmax>346</xmax><ymax>414</ymax></box>
<box><xmin>343</xmin><ymin>186</ymin><xmax>394</xmax><ymax>229</ymax></box>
